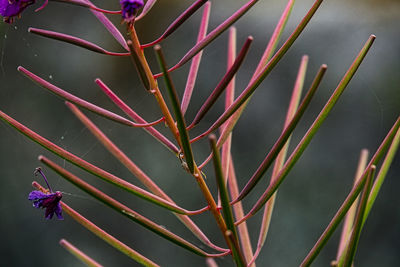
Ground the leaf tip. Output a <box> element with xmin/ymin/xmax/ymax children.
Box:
<box><xmin>59</xmin><ymin>238</ymin><xmax>67</xmax><ymax>246</ymax></box>
<box><xmin>154</xmin><ymin>44</ymin><xmax>161</xmax><ymax>52</ymax></box>
<box><xmin>64</xmin><ymin>101</ymin><xmax>73</xmax><ymax>107</ymax></box>
<box><xmin>208</xmin><ymin>134</ymin><xmax>217</xmax><ymax>143</ymax></box>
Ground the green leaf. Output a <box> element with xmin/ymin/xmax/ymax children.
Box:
<box><xmin>28</xmin><ymin>28</ymin><xmax>129</xmax><ymax>56</ymax></box>
<box><xmin>141</xmin><ymin>0</ymin><xmax>208</xmax><ymax>48</ymax></box>
<box><xmin>252</xmin><ymin>55</ymin><xmax>309</xmax><ymax>266</ymax></box>
<box><xmin>341</xmin><ymin>166</ymin><xmax>375</xmax><ymax>267</ymax></box>
<box><xmin>155</xmin><ymin>45</ymin><xmax>195</xmax><ymax>173</ymax></box>
<box><xmin>181</xmin><ymin>2</ymin><xmax>211</xmax><ymax>115</ymax></box>
<box><xmin>154</xmin><ymin>0</ymin><xmax>259</xmax><ymax>77</ymax></box>
<box><xmin>209</xmin><ymin>135</ymin><xmax>245</xmax><ymax>266</ymax></box>
<box><xmin>300</xmin><ymin>116</ymin><xmax>400</xmax><ymax>266</ymax></box>
<box><xmin>191</xmin><ymin>0</ymin><xmax>323</xmax><ymax>141</ymax></box>
<box><xmin>235</xmin><ymin>63</ymin><xmax>326</xmax><ymax>203</ymax></box>
<box><xmin>241</xmin><ymin>35</ymin><xmax>376</xmax><ymax>219</ymax></box>
<box><xmin>188</xmin><ymin>36</ymin><xmax>253</xmax><ymax>129</ymax></box>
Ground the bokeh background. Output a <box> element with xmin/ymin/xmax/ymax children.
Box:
<box><xmin>0</xmin><ymin>0</ymin><xmax>399</xmax><ymax>266</ymax></box>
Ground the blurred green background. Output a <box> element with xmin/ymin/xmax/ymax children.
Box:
<box><xmin>0</xmin><ymin>0</ymin><xmax>399</xmax><ymax>266</ymax></box>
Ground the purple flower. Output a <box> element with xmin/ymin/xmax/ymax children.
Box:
<box><xmin>0</xmin><ymin>0</ymin><xmax>35</xmax><ymax>23</ymax></box>
<box><xmin>120</xmin><ymin>0</ymin><xmax>144</xmax><ymax>22</ymax></box>
<box><xmin>28</xmin><ymin>190</ymin><xmax>63</xmax><ymax>220</ymax></box>
<box><xmin>29</xmin><ymin>167</ymin><xmax>63</xmax><ymax>220</ymax></box>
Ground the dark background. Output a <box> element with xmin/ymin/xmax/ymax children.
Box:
<box><xmin>0</xmin><ymin>0</ymin><xmax>399</xmax><ymax>266</ymax></box>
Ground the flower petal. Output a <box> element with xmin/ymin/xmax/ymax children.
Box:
<box><xmin>55</xmin><ymin>203</ymin><xmax>64</xmax><ymax>220</ymax></box>
<box><xmin>28</xmin><ymin>190</ymin><xmax>48</xmax><ymax>200</ymax></box>
<box><xmin>0</xmin><ymin>0</ymin><xmax>35</xmax><ymax>23</ymax></box>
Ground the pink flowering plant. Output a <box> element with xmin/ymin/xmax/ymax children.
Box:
<box><xmin>0</xmin><ymin>0</ymin><xmax>399</xmax><ymax>266</ymax></box>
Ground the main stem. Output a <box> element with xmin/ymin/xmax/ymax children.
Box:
<box><xmin>129</xmin><ymin>25</ymin><xmax>181</xmax><ymax>147</ymax></box>
<box><xmin>193</xmin><ymin>165</ymin><xmax>243</xmax><ymax>264</ymax></box>
<box><xmin>129</xmin><ymin>24</ymin><xmax>241</xmax><ymax>264</ymax></box>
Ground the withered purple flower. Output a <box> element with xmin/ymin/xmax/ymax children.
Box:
<box><xmin>28</xmin><ymin>190</ymin><xmax>63</xmax><ymax>220</ymax></box>
<box><xmin>28</xmin><ymin>167</ymin><xmax>63</xmax><ymax>220</ymax></box>
<box><xmin>120</xmin><ymin>0</ymin><xmax>144</xmax><ymax>22</ymax></box>
<box><xmin>0</xmin><ymin>0</ymin><xmax>35</xmax><ymax>23</ymax></box>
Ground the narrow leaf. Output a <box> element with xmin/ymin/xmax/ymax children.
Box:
<box><xmin>210</xmin><ymin>135</ymin><xmax>238</xmax><ymax>237</ymax></box>
<box><xmin>53</xmin><ymin>0</ymin><xmax>122</xmax><ymax>14</ymax></box>
<box><xmin>0</xmin><ymin>106</ymin><xmax>186</xmax><ymax>213</ymax></box>
<box><xmin>191</xmin><ymin>0</ymin><xmax>323</xmax><ymax>142</ymax></box>
<box><xmin>136</xmin><ymin>0</ymin><xmax>157</xmax><ymax>20</ymax></box>
<box><xmin>154</xmin><ymin>0</ymin><xmax>259</xmax><ymax>77</ymax></box>
<box><xmin>220</xmin><ymin>26</ymin><xmax>237</xmax><ymax>183</ymax></box>
<box><xmin>141</xmin><ymin>0</ymin><xmax>208</xmax><ymax>48</ymax></box>
<box><xmin>37</xmin><ymin>158</ymin><xmax>212</xmax><ymax>257</ymax></box>
<box><xmin>335</xmin><ymin>149</ymin><xmax>369</xmax><ymax>263</ymax></box>
<box><xmin>197</xmin><ymin>0</ymin><xmax>297</xmax><ymax>168</ymax></box>
<box><xmin>188</xmin><ymin>36</ymin><xmax>253</xmax><ymax>129</ymax></box>
<box><xmin>227</xmin><ymin>157</ymin><xmax>255</xmax><ymax>266</ymax></box>
<box><xmin>221</xmin><ymin>28</ymin><xmax>255</xmax><ymax>265</ymax></box>
<box><xmin>59</xmin><ymin>239</ymin><xmax>104</xmax><ymax>267</ymax></box>
<box><xmin>342</xmin><ymin>166</ymin><xmax>375</xmax><ymax>267</ymax></box>
<box><xmin>128</xmin><ymin>40</ymin><xmax>152</xmax><ymax>91</ymax></box>
<box><xmin>224</xmin><ymin>230</ymin><xmax>247</xmax><ymax>267</ymax></box>
<box><xmin>221</xmin><ymin>28</ymin><xmax>255</xmax><ymax>261</ymax></box>
<box><xmin>155</xmin><ymin>45</ymin><xmax>195</xmax><ymax>173</ymax></box>
<box><xmin>252</xmin><ymin>0</ymin><xmax>296</xmax><ymax>77</ymax></box>
<box><xmin>205</xmin><ymin>258</ymin><xmax>219</xmax><ymax>267</ymax></box>
<box><xmin>250</xmin><ymin>55</ymin><xmax>309</xmax><ymax>266</ymax></box>
<box><xmin>83</xmin><ymin>0</ymin><xmax>129</xmax><ymax>51</ymax></box>
<box><xmin>65</xmin><ymin>102</ymin><xmax>182</xmax><ymax>209</ymax></box>
<box><xmin>33</xmin><ymin>182</ymin><xmax>159</xmax><ymax>267</ymax></box>
<box><xmin>239</xmin><ymin>35</ymin><xmax>376</xmax><ymax>219</ymax></box>
<box><xmin>65</xmin><ymin>102</ymin><xmax>209</xmax><ymax>215</ymax></box>
<box><xmin>0</xmin><ymin>110</ymin><xmax>227</xmax><ymax>252</ymax></box>
<box><xmin>336</xmin><ymin>126</ymin><xmax>400</xmax><ymax>266</ymax></box>
<box><xmin>95</xmin><ymin>79</ymin><xmax>179</xmax><ymax>154</ymax></box>
<box><xmin>65</xmin><ymin>105</ymin><xmax>226</xmax><ymax>250</ymax></box>
<box><xmin>235</xmin><ymin>63</ymin><xmax>326</xmax><ymax>202</ymax></box>
<box><xmin>209</xmin><ymin>135</ymin><xmax>246</xmax><ymax>267</ymax></box>
<box><xmin>28</xmin><ymin>28</ymin><xmax>129</xmax><ymax>56</ymax></box>
<box><xmin>364</xmin><ymin>124</ymin><xmax>400</xmax><ymax>223</ymax></box>
<box><xmin>300</xmin><ymin>116</ymin><xmax>400</xmax><ymax>266</ymax></box>
<box><xmin>18</xmin><ymin>66</ymin><xmax>159</xmax><ymax>128</ymax></box>
<box><xmin>40</xmin><ymin>154</ymin><xmax>187</xmax><ymax>214</ymax></box>
<box><xmin>181</xmin><ymin>2</ymin><xmax>211</xmax><ymax>115</ymax></box>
